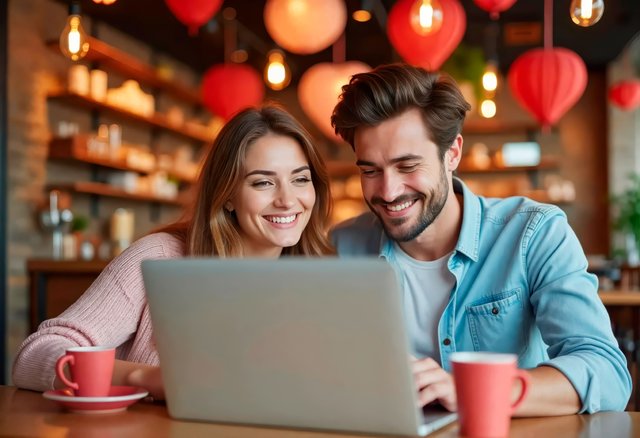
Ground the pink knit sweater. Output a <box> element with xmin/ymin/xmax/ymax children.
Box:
<box><xmin>12</xmin><ymin>232</ymin><xmax>184</xmax><ymax>391</ymax></box>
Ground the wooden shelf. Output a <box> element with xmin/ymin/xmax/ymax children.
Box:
<box><xmin>47</xmin><ymin>38</ymin><xmax>201</xmax><ymax>105</ymax></box>
<box><xmin>48</xmin><ymin>181</ymin><xmax>185</xmax><ymax>206</ymax></box>
<box><xmin>457</xmin><ymin>157</ymin><xmax>559</xmax><ymax>174</ymax></box>
<box><xmin>48</xmin><ymin>136</ymin><xmax>197</xmax><ymax>184</ymax></box>
<box><xmin>48</xmin><ymin>92</ymin><xmax>212</xmax><ymax>143</ymax></box>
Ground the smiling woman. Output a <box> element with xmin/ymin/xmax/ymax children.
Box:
<box><xmin>11</xmin><ymin>105</ymin><xmax>334</xmax><ymax>399</ymax></box>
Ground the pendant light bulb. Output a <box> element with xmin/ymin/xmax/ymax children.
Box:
<box><xmin>59</xmin><ymin>3</ymin><xmax>89</xmax><ymax>61</ymax></box>
<box><xmin>410</xmin><ymin>0</ymin><xmax>443</xmax><ymax>36</ymax></box>
<box><xmin>570</xmin><ymin>0</ymin><xmax>604</xmax><ymax>27</ymax></box>
<box><xmin>482</xmin><ymin>62</ymin><xmax>498</xmax><ymax>93</ymax></box>
<box><xmin>480</xmin><ymin>99</ymin><xmax>497</xmax><ymax>118</ymax></box>
<box><xmin>264</xmin><ymin>50</ymin><xmax>291</xmax><ymax>91</ymax></box>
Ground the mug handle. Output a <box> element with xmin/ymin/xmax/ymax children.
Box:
<box><xmin>510</xmin><ymin>369</ymin><xmax>530</xmax><ymax>412</ymax></box>
<box><xmin>55</xmin><ymin>354</ymin><xmax>79</xmax><ymax>391</ymax></box>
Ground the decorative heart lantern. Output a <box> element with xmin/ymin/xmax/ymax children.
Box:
<box><xmin>298</xmin><ymin>61</ymin><xmax>371</xmax><ymax>141</ymax></box>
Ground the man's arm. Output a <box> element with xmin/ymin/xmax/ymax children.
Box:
<box><xmin>412</xmin><ymin>359</ymin><xmax>579</xmax><ymax>416</ymax></box>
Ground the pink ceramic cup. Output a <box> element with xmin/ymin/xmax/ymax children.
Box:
<box><xmin>55</xmin><ymin>346</ymin><xmax>116</xmax><ymax>397</ymax></box>
<box><xmin>451</xmin><ymin>352</ymin><xmax>529</xmax><ymax>438</ymax></box>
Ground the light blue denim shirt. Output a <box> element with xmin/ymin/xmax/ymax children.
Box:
<box><xmin>331</xmin><ymin>178</ymin><xmax>631</xmax><ymax>413</ymax></box>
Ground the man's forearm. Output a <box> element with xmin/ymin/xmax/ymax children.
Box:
<box><xmin>512</xmin><ymin>366</ymin><xmax>580</xmax><ymax>416</ymax></box>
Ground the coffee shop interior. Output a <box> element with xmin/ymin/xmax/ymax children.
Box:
<box><xmin>2</xmin><ymin>0</ymin><xmax>640</xmax><ymax>405</ymax></box>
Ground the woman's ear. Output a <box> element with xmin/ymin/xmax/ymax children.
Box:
<box><xmin>224</xmin><ymin>202</ymin><xmax>234</xmax><ymax>212</ymax></box>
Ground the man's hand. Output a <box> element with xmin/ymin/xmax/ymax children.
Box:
<box><xmin>411</xmin><ymin>356</ymin><xmax>457</xmax><ymax>412</ymax></box>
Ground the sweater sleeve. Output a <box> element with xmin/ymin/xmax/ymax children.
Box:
<box><xmin>11</xmin><ymin>232</ymin><xmax>184</xmax><ymax>391</ymax></box>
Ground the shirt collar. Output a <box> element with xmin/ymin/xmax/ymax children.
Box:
<box><xmin>377</xmin><ymin>176</ymin><xmax>481</xmax><ymax>262</ymax></box>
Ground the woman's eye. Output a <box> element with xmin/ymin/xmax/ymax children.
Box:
<box><xmin>293</xmin><ymin>176</ymin><xmax>311</xmax><ymax>184</ymax></box>
<box><xmin>251</xmin><ymin>180</ymin><xmax>273</xmax><ymax>188</ymax></box>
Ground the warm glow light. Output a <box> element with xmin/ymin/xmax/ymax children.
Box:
<box><xmin>264</xmin><ymin>51</ymin><xmax>291</xmax><ymax>91</ymax></box>
<box><xmin>570</xmin><ymin>0</ymin><xmax>604</xmax><ymax>27</ymax></box>
<box><xmin>353</xmin><ymin>9</ymin><xmax>372</xmax><ymax>22</ymax></box>
<box><xmin>410</xmin><ymin>0</ymin><xmax>443</xmax><ymax>36</ymax></box>
<box><xmin>480</xmin><ymin>99</ymin><xmax>497</xmax><ymax>118</ymax></box>
<box><xmin>482</xmin><ymin>63</ymin><xmax>498</xmax><ymax>93</ymax></box>
<box><xmin>93</xmin><ymin>0</ymin><xmax>117</xmax><ymax>4</ymax></box>
<box><xmin>59</xmin><ymin>14</ymin><xmax>89</xmax><ymax>61</ymax></box>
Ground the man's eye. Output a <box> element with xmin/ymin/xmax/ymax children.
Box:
<box><xmin>360</xmin><ymin>169</ymin><xmax>378</xmax><ymax>176</ymax></box>
<box><xmin>399</xmin><ymin>165</ymin><xmax>418</xmax><ymax>172</ymax></box>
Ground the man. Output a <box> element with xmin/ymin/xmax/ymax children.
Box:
<box><xmin>330</xmin><ymin>63</ymin><xmax>631</xmax><ymax>415</ymax></box>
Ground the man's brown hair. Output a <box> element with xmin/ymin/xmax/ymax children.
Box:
<box><xmin>331</xmin><ymin>63</ymin><xmax>470</xmax><ymax>160</ymax></box>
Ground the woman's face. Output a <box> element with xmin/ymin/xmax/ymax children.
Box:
<box><xmin>227</xmin><ymin>133</ymin><xmax>316</xmax><ymax>258</ymax></box>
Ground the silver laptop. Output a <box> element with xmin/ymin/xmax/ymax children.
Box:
<box><xmin>142</xmin><ymin>258</ymin><xmax>457</xmax><ymax>436</ymax></box>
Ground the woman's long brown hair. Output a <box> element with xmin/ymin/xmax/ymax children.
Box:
<box><xmin>156</xmin><ymin>105</ymin><xmax>333</xmax><ymax>257</ymax></box>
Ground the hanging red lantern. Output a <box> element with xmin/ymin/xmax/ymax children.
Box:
<box><xmin>472</xmin><ymin>0</ymin><xmax>517</xmax><ymax>19</ymax></box>
<box><xmin>387</xmin><ymin>0</ymin><xmax>466</xmax><ymax>71</ymax></box>
<box><xmin>508</xmin><ymin>48</ymin><xmax>587</xmax><ymax>129</ymax></box>
<box><xmin>202</xmin><ymin>64</ymin><xmax>265</xmax><ymax>121</ymax></box>
<box><xmin>609</xmin><ymin>80</ymin><xmax>640</xmax><ymax>111</ymax></box>
<box><xmin>165</xmin><ymin>0</ymin><xmax>223</xmax><ymax>36</ymax></box>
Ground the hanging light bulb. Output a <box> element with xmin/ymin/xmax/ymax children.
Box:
<box><xmin>93</xmin><ymin>0</ymin><xmax>117</xmax><ymax>4</ymax></box>
<box><xmin>480</xmin><ymin>99</ymin><xmax>497</xmax><ymax>118</ymax></box>
<box><xmin>410</xmin><ymin>0</ymin><xmax>444</xmax><ymax>36</ymax></box>
<box><xmin>264</xmin><ymin>50</ymin><xmax>291</xmax><ymax>91</ymax></box>
<box><xmin>353</xmin><ymin>10</ymin><xmax>372</xmax><ymax>22</ymax></box>
<box><xmin>482</xmin><ymin>62</ymin><xmax>498</xmax><ymax>94</ymax></box>
<box><xmin>570</xmin><ymin>0</ymin><xmax>604</xmax><ymax>27</ymax></box>
<box><xmin>59</xmin><ymin>2</ymin><xmax>89</xmax><ymax>61</ymax></box>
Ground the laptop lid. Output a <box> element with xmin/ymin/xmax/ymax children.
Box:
<box><xmin>142</xmin><ymin>258</ymin><xmax>456</xmax><ymax>436</ymax></box>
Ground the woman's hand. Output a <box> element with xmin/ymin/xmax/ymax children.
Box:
<box><xmin>126</xmin><ymin>366</ymin><xmax>165</xmax><ymax>400</ymax></box>
<box><xmin>112</xmin><ymin>360</ymin><xmax>165</xmax><ymax>400</ymax></box>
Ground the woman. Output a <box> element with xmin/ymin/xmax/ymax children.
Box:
<box><xmin>12</xmin><ymin>105</ymin><xmax>333</xmax><ymax>398</ymax></box>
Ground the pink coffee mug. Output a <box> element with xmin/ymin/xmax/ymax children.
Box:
<box><xmin>451</xmin><ymin>352</ymin><xmax>529</xmax><ymax>438</ymax></box>
<box><xmin>55</xmin><ymin>346</ymin><xmax>116</xmax><ymax>397</ymax></box>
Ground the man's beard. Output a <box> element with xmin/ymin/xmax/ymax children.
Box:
<box><xmin>367</xmin><ymin>165</ymin><xmax>449</xmax><ymax>243</ymax></box>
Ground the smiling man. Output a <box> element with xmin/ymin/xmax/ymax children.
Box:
<box><xmin>330</xmin><ymin>63</ymin><xmax>631</xmax><ymax>415</ymax></box>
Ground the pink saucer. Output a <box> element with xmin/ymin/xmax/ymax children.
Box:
<box><xmin>43</xmin><ymin>385</ymin><xmax>149</xmax><ymax>414</ymax></box>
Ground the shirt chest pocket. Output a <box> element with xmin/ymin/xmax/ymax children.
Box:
<box><xmin>466</xmin><ymin>288</ymin><xmax>529</xmax><ymax>354</ymax></box>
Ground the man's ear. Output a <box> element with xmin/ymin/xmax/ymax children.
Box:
<box><xmin>445</xmin><ymin>134</ymin><xmax>463</xmax><ymax>172</ymax></box>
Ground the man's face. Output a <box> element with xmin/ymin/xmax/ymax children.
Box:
<box><xmin>354</xmin><ymin>108</ymin><xmax>451</xmax><ymax>242</ymax></box>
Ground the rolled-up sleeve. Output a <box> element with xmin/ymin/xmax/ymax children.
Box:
<box><xmin>526</xmin><ymin>211</ymin><xmax>632</xmax><ymax>412</ymax></box>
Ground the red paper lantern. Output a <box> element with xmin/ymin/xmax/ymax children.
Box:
<box><xmin>609</xmin><ymin>80</ymin><xmax>640</xmax><ymax>111</ymax></box>
<box><xmin>165</xmin><ymin>0</ymin><xmax>223</xmax><ymax>36</ymax></box>
<box><xmin>387</xmin><ymin>0</ymin><xmax>466</xmax><ymax>71</ymax></box>
<box><xmin>508</xmin><ymin>48</ymin><xmax>587</xmax><ymax>129</ymax></box>
<box><xmin>472</xmin><ymin>0</ymin><xmax>517</xmax><ymax>19</ymax></box>
<box><xmin>202</xmin><ymin>64</ymin><xmax>265</xmax><ymax>121</ymax></box>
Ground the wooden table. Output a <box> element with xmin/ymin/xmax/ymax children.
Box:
<box><xmin>0</xmin><ymin>387</ymin><xmax>638</xmax><ymax>438</ymax></box>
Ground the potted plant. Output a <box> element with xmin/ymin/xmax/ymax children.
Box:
<box><xmin>612</xmin><ymin>174</ymin><xmax>640</xmax><ymax>265</ymax></box>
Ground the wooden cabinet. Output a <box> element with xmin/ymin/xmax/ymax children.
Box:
<box><xmin>27</xmin><ymin>259</ymin><xmax>108</xmax><ymax>333</ymax></box>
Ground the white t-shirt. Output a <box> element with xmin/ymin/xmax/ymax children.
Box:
<box><xmin>391</xmin><ymin>242</ymin><xmax>455</xmax><ymax>363</ymax></box>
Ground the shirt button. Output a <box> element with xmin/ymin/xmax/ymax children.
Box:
<box><xmin>443</xmin><ymin>338</ymin><xmax>451</xmax><ymax>346</ymax></box>
<box><xmin>492</xmin><ymin>307</ymin><xmax>500</xmax><ymax>315</ymax></box>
